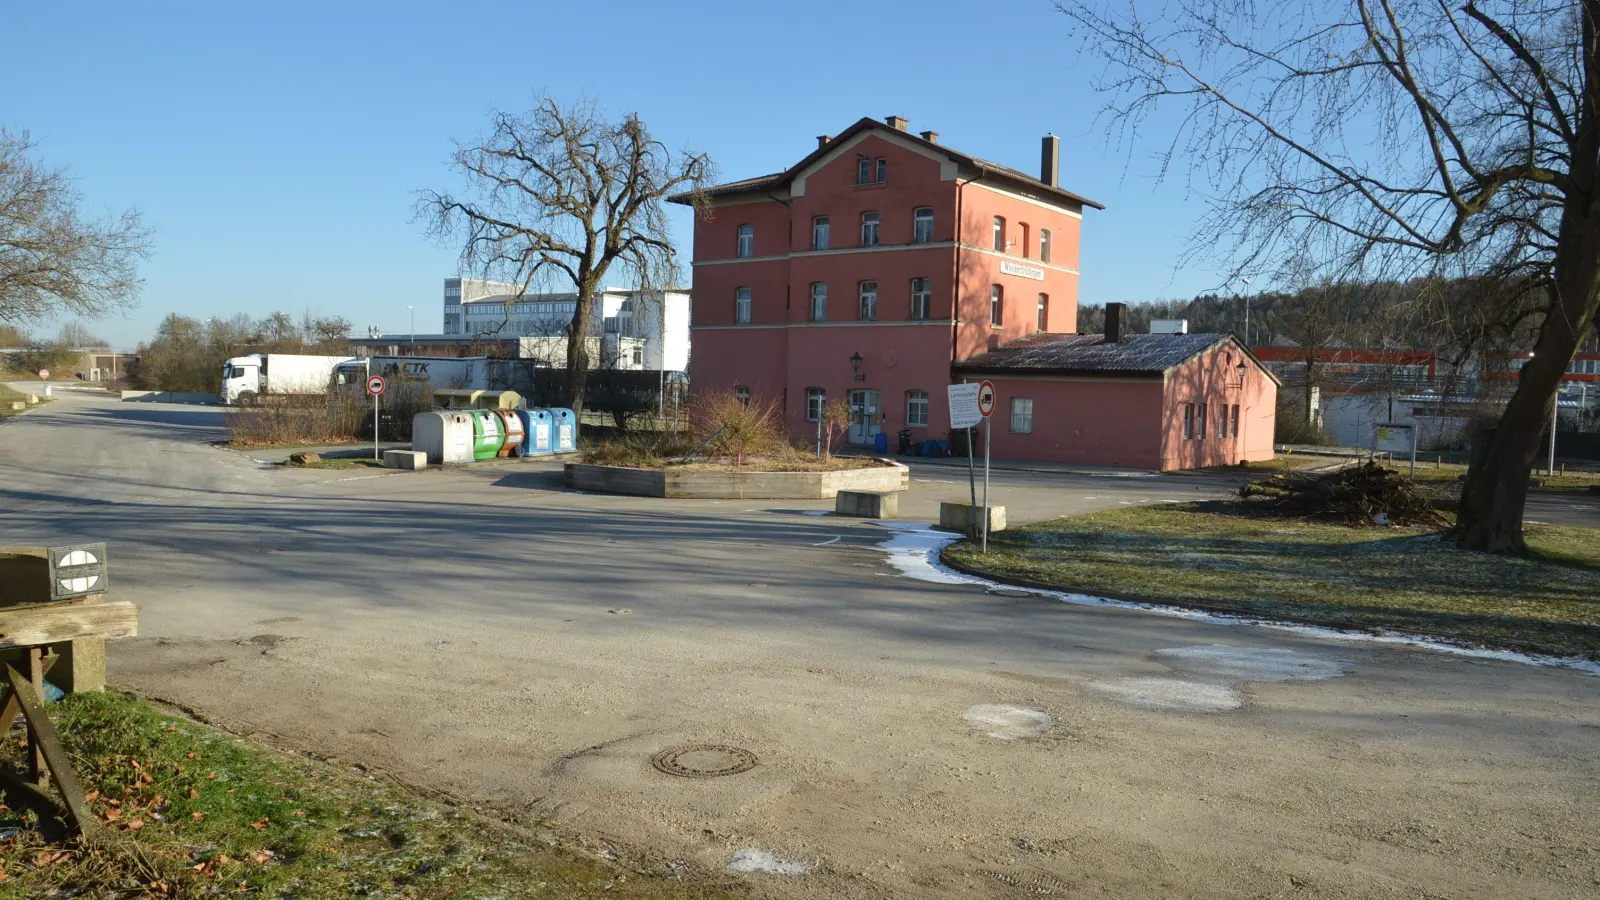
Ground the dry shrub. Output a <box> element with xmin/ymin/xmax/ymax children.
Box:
<box><xmin>690</xmin><ymin>391</ymin><xmax>791</xmax><ymax>466</ymax></box>
<box><xmin>225</xmin><ymin>393</ymin><xmax>364</xmax><ymax>446</ymax></box>
<box><xmin>1238</xmin><ymin>461</ymin><xmax>1450</xmax><ymax>527</ymax></box>
<box><xmin>581</xmin><ymin>434</ymin><xmax>694</xmax><ymax>468</ymax></box>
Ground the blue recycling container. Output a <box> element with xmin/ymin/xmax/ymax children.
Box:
<box><xmin>516</xmin><ymin>408</ymin><xmax>555</xmax><ymax>457</ymax></box>
<box><xmin>934</xmin><ymin>439</ymin><xmax>950</xmax><ymax>457</ymax></box>
<box><xmin>873</xmin><ymin>432</ymin><xmax>888</xmax><ymax>454</ymax></box>
<box><xmin>920</xmin><ymin>438</ymin><xmax>937</xmax><ymax>457</ymax></box>
<box><xmin>547</xmin><ymin>408</ymin><xmax>577</xmax><ymax>453</ymax></box>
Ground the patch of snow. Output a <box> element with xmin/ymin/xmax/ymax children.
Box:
<box><xmin>963</xmin><ymin>704</ymin><xmax>1053</xmax><ymax>740</ymax></box>
<box><xmin>875</xmin><ymin>524</ymin><xmax>985</xmax><ymax>585</ymax></box>
<box><xmin>1155</xmin><ymin>644</ymin><xmax>1347</xmax><ymax>682</ymax></box>
<box><xmin>870</xmin><ymin>525</ymin><xmax>1600</xmax><ymax>678</ymax></box>
<box><xmin>729</xmin><ymin>848</ymin><xmax>811</xmax><ymax>876</ymax></box>
<box><xmin>1089</xmin><ymin>678</ymin><xmax>1243</xmax><ymax>712</ymax></box>
<box><xmin>800</xmin><ymin>510</ymin><xmax>831</xmax><ymax>517</ymax></box>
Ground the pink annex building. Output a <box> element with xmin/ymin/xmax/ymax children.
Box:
<box><xmin>671</xmin><ymin>116</ymin><xmax>1276</xmax><ymax>470</ymax></box>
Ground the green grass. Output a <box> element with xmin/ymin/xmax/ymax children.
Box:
<box><xmin>943</xmin><ymin>503</ymin><xmax>1600</xmax><ymax>660</ymax></box>
<box><xmin>0</xmin><ymin>691</ymin><xmax>741</xmax><ymax>898</ymax></box>
<box><xmin>1397</xmin><ymin>460</ymin><xmax>1600</xmax><ymax>494</ymax></box>
<box><xmin>0</xmin><ymin>385</ymin><xmax>46</xmax><ymax>420</ymax></box>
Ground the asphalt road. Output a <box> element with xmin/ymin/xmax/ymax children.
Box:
<box><xmin>3</xmin><ymin>388</ymin><xmax>1598</xmax><ymax>900</ymax></box>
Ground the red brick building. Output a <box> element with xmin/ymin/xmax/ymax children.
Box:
<box><xmin>673</xmin><ymin>116</ymin><xmax>1277</xmax><ymax>469</ymax></box>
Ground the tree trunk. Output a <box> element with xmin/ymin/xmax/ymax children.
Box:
<box><xmin>1457</xmin><ymin>226</ymin><xmax>1600</xmax><ymax>553</ymax></box>
<box><xmin>566</xmin><ymin>279</ymin><xmax>594</xmax><ymax>419</ymax></box>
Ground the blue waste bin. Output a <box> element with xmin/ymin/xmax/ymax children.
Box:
<box><xmin>516</xmin><ymin>408</ymin><xmax>555</xmax><ymax>457</ymax></box>
<box><xmin>547</xmin><ymin>408</ymin><xmax>577</xmax><ymax>452</ymax></box>
<box><xmin>873</xmin><ymin>432</ymin><xmax>888</xmax><ymax>454</ymax></box>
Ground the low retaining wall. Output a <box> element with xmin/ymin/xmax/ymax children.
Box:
<box><xmin>565</xmin><ymin>461</ymin><xmax>909</xmax><ymax>500</ymax></box>
<box><xmin>120</xmin><ymin>391</ymin><xmax>217</xmax><ymax>405</ymax></box>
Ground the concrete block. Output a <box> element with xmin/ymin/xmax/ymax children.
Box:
<box><xmin>938</xmin><ymin>502</ymin><xmax>1006</xmax><ymax>533</ymax></box>
<box><xmin>383</xmin><ymin>449</ymin><xmax>428</xmax><ymax>470</ymax></box>
<box><xmin>25</xmin><ymin>394</ymin><xmax>38</xmax><ymax>404</ymax></box>
<box><xmin>835</xmin><ymin>489</ymin><xmax>898</xmax><ymax>518</ymax></box>
<box><xmin>49</xmin><ymin>637</ymin><xmax>106</xmax><ymax>693</ymax></box>
<box><xmin>8</xmin><ymin>402</ymin><xmax>24</xmax><ymax>411</ymax></box>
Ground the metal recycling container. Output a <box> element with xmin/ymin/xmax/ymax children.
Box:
<box><xmin>516</xmin><ymin>408</ymin><xmax>555</xmax><ymax>457</ymax></box>
<box><xmin>547</xmin><ymin>408</ymin><xmax>577</xmax><ymax>453</ymax></box>
<box><xmin>468</xmin><ymin>409</ymin><xmax>507</xmax><ymax>461</ymax></box>
<box><xmin>413</xmin><ymin>411</ymin><xmax>474</xmax><ymax>464</ymax></box>
<box><xmin>493</xmin><ymin>409</ymin><xmax>526</xmax><ymax>458</ymax></box>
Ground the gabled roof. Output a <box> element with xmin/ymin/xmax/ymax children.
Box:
<box><xmin>670</xmin><ymin>117</ymin><xmax>1104</xmax><ymax>210</ymax></box>
<box><xmin>954</xmin><ymin>332</ymin><xmax>1279</xmax><ymax>384</ymax></box>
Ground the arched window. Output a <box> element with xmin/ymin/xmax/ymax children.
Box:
<box><xmin>992</xmin><ymin>217</ymin><xmax>1005</xmax><ymax>251</ymax></box>
<box><xmin>990</xmin><ymin>284</ymin><xmax>1003</xmax><ymax>326</ymax></box>
<box><xmin>1019</xmin><ymin>223</ymin><xmax>1031</xmax><ymax>258</ymax></box>
<box><xmin>1039</xmin><ymin>228</ymin><xmax>1053</xmax><ymax>263</ymax></box>
<box><xmin>1037</xmin><ymin>293</ymin><xmax>1048</xmax><ymax>331</ymax></box>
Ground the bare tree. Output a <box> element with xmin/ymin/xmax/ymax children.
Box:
<box><xmin>0</xmin><ymin>129</ymin><xmax>152</xmax><ymax>326</ymax></box>
<box><xmin>57</xmin><ymin>320</ymin><xmax>107</xmax><ymax>348</ymax></box>
<box><xmin>1060</xmin><ymin>0</ymin><xmax>1600</xmax><ymax>552</ymax></box>
<box><xmin>418</xmin><ymin>96</ymin><xmax>711</xmax><ymax>417</ymax></box>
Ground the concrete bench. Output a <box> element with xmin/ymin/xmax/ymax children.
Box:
<box><xmin>938</xmin><ymin>502</ymin><xmax>1006</xmax><ymax>533</ymax></box>
<box><xmin>383</xmin><ymin>449</ymin><xmax>428</xmax><ymax>471</ymax></box>
<box><xmin>835</xmin><ymin>489</ymin><xmax>898</xmax><ymax>519</ymax></box>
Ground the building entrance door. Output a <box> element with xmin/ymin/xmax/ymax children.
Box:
<box><xmin>849</xmin><ymin>389</ymin><xmax>881</xmax><ymax>444</ymax></box>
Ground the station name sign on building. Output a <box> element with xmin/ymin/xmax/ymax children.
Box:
<box><xmin>999</xmin><ymin>260</ymin><xmax>1045</xmax><ymax>281</ymax></box>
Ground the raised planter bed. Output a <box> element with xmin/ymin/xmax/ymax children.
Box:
<box><xmin>565</xmin><ymin>460</ymin><xmax>909</xmax><ymax>500</ymax></box>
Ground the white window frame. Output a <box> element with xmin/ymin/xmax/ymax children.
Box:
<box><xmin>1010</xmin><ymin>397</ymin><xmax>1034</xmax><ymax>434</ymax></box>
<box><xmin>810</xmin><ymin>283</ymin><xmax>828</xmax><ymax>322</ymax></box>
<box><xmin>875</xmin><ymin>157</ymin><xmax>888</xmax><ymax>183</ymax></box>
<box><xmin>861</xmin><ymin>212</ymin><xmax>880</xmax><ymax>247</ymax></box>
<box><xmin>910</xmin><ymin>277</ymin><xmax>931</xmax><ymax>320</ymax></box>
<box><xmin>990</xmin><ymin>284</ymin><xmax>1003</xmax><ymax>327</ymax></box>
<box><xmin>736</xmin><ymin>225</ymin><xmax>753</xmax><ymax>258</ymax></box>
<box><xmin>735</xmin><ymin>287</ymin><xmax>751</xmax><ymax>324</ymax></box>
<box><xmin>858</xmin><ymin>280</ymin><xmax>878</xmax><ymax>321</ymax></box>
<box><xmin>1184</xmin><ymin>403</ymin><xmax>1195</xmax><ymax>440</ymax></box>
<box><xmin>857</xmin><ymin>158</ymin><xmax>872</xmax><ymax>184</ymax></box>
<box><xmin>913</xmin><ymin>207</ymin><xmax>934</xmax><ymax>243</ymax></box>
<box><xmin>807</xmin><ymin>388</ymin><xmax>825</xmax><ymax>422</ymax></box>
<box><xmin>907</xmin><ymin>390</ymin><xmax>929</xmax><ymax>428</ymax></box>
<box><xmin>1197</xmin><ymin>402</ymin><xmax>1207</xmax><ymax>440</ymax></box>
<box><xmin>735</xmin><ymin>386</ymin><xmax>751</xmax><ymax>408</ymax></box>
<box><xmin>992</xmin><ymin>216</ymin><xmax>1005</xmax><ymax>251</ymax></box>
<box><xmin>1040</xmin><ymin>228</ymin><xmax>1052</xmax><ymax>263</ymax></box>
<box><xmin>812</xmin><ymin>216</ymin><xmax>829</xmax><ymax>250</ymax></box>
<box><xmin>1037</xmin><ymin>293</ymin><xmax>1048</xmax><ymax>331</ymax></box>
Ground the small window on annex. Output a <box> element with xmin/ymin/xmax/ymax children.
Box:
<box><xmin>906</xmin><ymin>390</ymin><xmax>929</xmax><ymax>428</ymax></box>
<box><xmin>806</xmin><ymin>388</ymin><xmax>825</xmax><ymax>422</ymax></box>
<box><xmin>1010</xmin><ymin>398</ymin><xmax>1034</xmax><ymax>434</ymax></box>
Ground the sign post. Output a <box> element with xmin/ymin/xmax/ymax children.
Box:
<box><xmin>366</xmin><ymin>375</ymin><xmax>386</xmax><ymax>460</ymax></box>
<box><xmin>976</xmin><ymin>381</ymin><xmax>996</xmax><ymax>553</ymax></box>
<box><xmin>1373</xmin><ymin>423</ymin><xmax>1416</xmax><ymax>479</ymax></box>
<box><xmin>947</xmin><ymin>383</ymin><xmax>983</xmax><ymax>539</ymax></box>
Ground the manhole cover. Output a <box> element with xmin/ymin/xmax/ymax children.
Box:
<box><xmin>652</xmin><ymin>744</ymin><xmax>758</xmax><ymax>778</ymax></box>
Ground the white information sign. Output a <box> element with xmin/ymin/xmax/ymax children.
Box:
<box><xmin>1000</xmin><ymin>260</ymin><xmax>1046</xmax><ymax>281</ymax></box>
<box><xmin>1373</xmin><ymin>423</ymin><xmax>1415</xmax><ymax>454</ymax></box>
<box><xmin>948</xmin><ymin>382</ymin><xmax>982</xmax><ymax>429</ymax></box>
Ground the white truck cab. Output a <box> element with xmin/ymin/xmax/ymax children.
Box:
<box><xmin>220</xmin><ymin>356</ymin><xmax>262</xmax><ymax>406</ymax></box>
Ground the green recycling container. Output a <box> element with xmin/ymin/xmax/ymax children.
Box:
<box><xmin>468</xmin><ymin>409</ymin><xmax>506</xmax><ymax>461</ymax></box>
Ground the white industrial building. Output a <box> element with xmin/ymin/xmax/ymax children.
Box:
<box><xmin>442</xmin><ymin>278</ymin><xmax>690</xmax><ymax>372</ymax></box>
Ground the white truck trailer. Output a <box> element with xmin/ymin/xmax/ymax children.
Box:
<box><xmin>332</xmin><ymin>356</ymin><xmax>491</xmax><ymax>392</ymax></box>
<box><xmin>219</xmin><ymin>354</ymin><xmax>357</xmax><ymax>406</ymax></box>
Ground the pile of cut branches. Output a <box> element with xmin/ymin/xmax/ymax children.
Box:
<box><xmin>1238</xmin><ymin>461</ymin><xmax>1449</xmax><ymax>527</ymax></box>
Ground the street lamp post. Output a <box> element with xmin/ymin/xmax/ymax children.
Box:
<box><xmin>407</xmin><ymin>306</ymin><xmax>415</xmax><ymax>347</ymax></box>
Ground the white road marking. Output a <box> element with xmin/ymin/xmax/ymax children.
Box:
<box><xmin>813</xmin><ymin>536</ymin><xmax>842</xmax><ymax>546</ymax></box>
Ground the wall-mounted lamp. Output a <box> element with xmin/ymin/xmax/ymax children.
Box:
<box><xmin>850</xmin><ymin>351</ymin><xmax>866</xmax><ymax>382</ymax></box>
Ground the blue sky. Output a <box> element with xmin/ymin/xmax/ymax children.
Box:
<box><xmin>3</xmin><ymin>0</ymin><xmax>1230</xmax><ymax>348</ymax></box>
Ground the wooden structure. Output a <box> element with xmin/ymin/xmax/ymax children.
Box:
<box><xmin>0</xmin><ymin>543</ymin><xmax>138</xmax><ymax>841</ymax></box>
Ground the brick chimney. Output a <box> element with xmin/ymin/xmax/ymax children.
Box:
<box><xmin>919</xmin><ymin>130</ymin><xmax>939</xmax><ymax>144</ymax></box>
<box><xmin>885</xmin><ymin>115</ymin><xmax>909</xmax><ymax>131</ymax></box>
<box><xmin>1105</xmin><ymin>302</ymin><xmax>1125</xmax><ymax>343</ymax></box>
<box><xmin>1041</xmin><ymin>134</ymin><xmax>1060</xmax><ymax>188</ymax></box>
<box><xmin>817</xmin><ymin>135</ymin><xmax>832</xmax><ymax>149</ymax></box>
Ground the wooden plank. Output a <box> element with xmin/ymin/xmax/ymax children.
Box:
<box><xmin>0</xmin><ymin>601</ymin><xmax>137</xmax><ymax>649</ymax></box>
<box><xmin>27</xmin><ymin>649</ymin><xmax>46</xmax><ymax>786</ymax></box>
<box><xmin>5</xmin><ymin>665</ymin><xmax>103</xmax><ymax>845</ymax></box>
<box><xmin>0</xmin><ymin>652</ymin><xmax>55</xmax><ymax>735</ymax></box>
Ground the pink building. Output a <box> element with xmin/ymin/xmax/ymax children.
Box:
<box><xmin>672</xmin><ymin>116</ymin><xmax>1277</xmax><ymax>470</ymax></box>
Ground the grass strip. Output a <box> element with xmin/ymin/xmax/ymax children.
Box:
<box><xmin>0</xmin><ymin>691</ymin><xmax>739</xmax><ymax>898</ymax></box>
<box><xmin>943</xmin><ymin>503</ymin><xmax>1600</xmax><ymax>660</ymax></box>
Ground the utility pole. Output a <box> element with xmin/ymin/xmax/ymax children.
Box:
<box><xmin>408</xmin><ymin>305</ymin><xmax>415</xmax><ymax>348</ymax></box>
<box><xmin>1548</xmin><ymin>390</ymin><xmax>1559</xmax><ymax>477</ymax></box>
